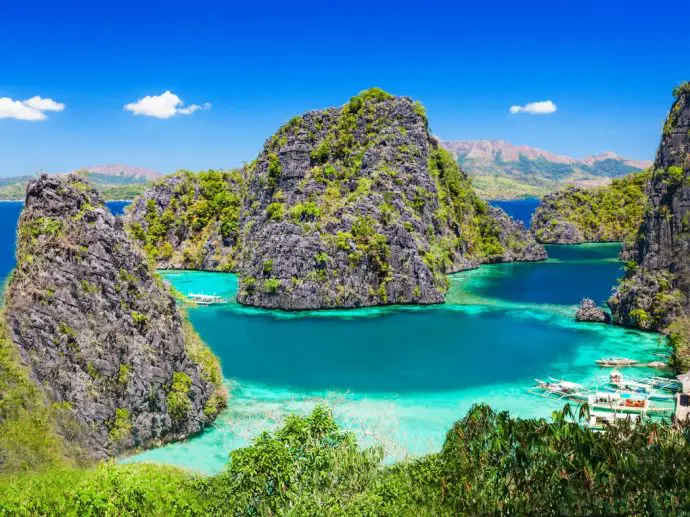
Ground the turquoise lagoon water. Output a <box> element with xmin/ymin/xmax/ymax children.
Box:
<box><xmin>122</xmin><ymin>243</ymin><xmax>666</xmax><ymax>474</ymax></box>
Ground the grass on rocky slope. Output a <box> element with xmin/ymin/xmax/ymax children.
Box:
<box><xmin>0</xmin><ymin>311</ymin><xmax>79</xmax><ymax>474</ymax></box>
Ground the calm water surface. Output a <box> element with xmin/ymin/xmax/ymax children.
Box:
<box><xmin>0</xmin><ymin>200</ymin><xmax>665</xmax><ymax>475</ymax></box>
<box><xmin>123</xmin><ymin>244</ymin><xmax>664</xmax><ymax>474</ymax></box>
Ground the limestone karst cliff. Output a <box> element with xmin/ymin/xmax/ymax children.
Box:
<box><xmin>235</xmin><ymin>89</ymin><xmax>545</xmax><ymax>309</ymax></box>
<box><xmin>2</xmin><ymin>175</ymin><xmax>225</xmax><ymax>464</ymax></box>
<box><xmin>126</xmin><ymin>89</ymin><xmax>546</xmax><ymax>310</ymax></box>
<box><xmin>608</xmin><ymin>83</ymin><xmax>690</xmax><ymax>333</ymax></box>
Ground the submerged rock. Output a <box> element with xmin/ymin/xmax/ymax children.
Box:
<box><xmin>4</xmin><ymin>175</ymin><xmax>226</xmax><ymax>461</ymax></box>
<box><xmin>575</xmin><ymin>298</ymin><xmax>611</xmax><ymax>323</ymax></box>
<box><xmin>608</xmin><ymin>83</ymin><xmax>690</xmax><ymax>330</ymax></box>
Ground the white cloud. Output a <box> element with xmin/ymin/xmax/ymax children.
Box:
<box><xmin>22</xmin><ymin>96</ymin><xmax>65</xmax><ymax>112</ymax></box>
<box><xmin>0</xmin><ymin>95</ymin><xmax>66</xmax><ymax>121</ymax></box>
<box><xmin>124</xmin><ymin>91</ymin><xmax>211</xmax><ymax>119</ymax></box>
<box><xmin>509</xmin><ymin>100</ymin><xmax>557</xmax><ymax>115</ymax></box>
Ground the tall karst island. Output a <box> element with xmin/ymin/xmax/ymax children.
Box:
<box><xmin>608</xmin><ymin>83</ymin><xmax>690</xmax><ymax>367</ymax></box>
<box><xmin>126</xmin><ymin>89</ymin><xmax>545</xmax><ymax>310</ymax></box>
<box><xmin>1</xmin><ymin>175</ymin><xmax>225</xmax><ymax>469</ymax></box>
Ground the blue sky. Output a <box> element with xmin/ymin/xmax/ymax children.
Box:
<box><xmin>0</xmin><ymin>0</ymin><xmax>687</xmax><ymax>177</ymax></box>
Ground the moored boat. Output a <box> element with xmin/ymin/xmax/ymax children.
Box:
<box><xmin>530</xmin><ymin>379</ymin><xmax>589</xmax><ymax>402</ymax></box>
<box><xmin>605</xmin><ymin>370</ymin><xmax>675</xmax><ymax>401</ymax></box>
<box><xmin>595</xmin><ymin>357</ymin><xmax>639</xmax><ymax>367</ymax></box>
<box><xmin>188</xmin><ymin>293</ymin><xmax>226</xmax><ymax>305</ymax></box>
<box><xmin>587</xmin><ymin>392</ymin><xmax>649</xmax><ymax>415</ymax></box>
<box><xmin>583</xmin><ymin>411</ymin><xmax>642</xmax><ymax>431</ymax></box>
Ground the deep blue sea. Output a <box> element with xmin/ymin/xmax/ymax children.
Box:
<box><xmin>490</xmin><ymin>198</ymin><xmax>540</xmax><ymax>227</ymax></box>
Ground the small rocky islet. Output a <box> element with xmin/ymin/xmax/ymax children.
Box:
<box><xmin>126</xmin><ymin>89</ymin><xmax>546</xmax><ymax>310</ymax></box>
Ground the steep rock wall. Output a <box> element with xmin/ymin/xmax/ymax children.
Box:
<box><xmin>4</xmin><ymin>175</ymin><xmax>225</xmax><ymax>461</ymax></box>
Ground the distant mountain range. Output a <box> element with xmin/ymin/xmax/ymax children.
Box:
<box><xmin>438</xmin><ymin>139</ymin><xmax>652</xmax><ymax>199</ymax></box>
<box><xmin>68</xmin><ymin>164</ymin><xmax>162</xmax><ymax>182</ymax></box>
<box><xmin>0</xmin><ymin>165</ymin><xmax>162</xmax><ymax>200</ymax></box>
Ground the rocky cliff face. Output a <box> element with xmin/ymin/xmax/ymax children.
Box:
<box><xmin>125</xmin><ymin>170</ymin><xmax>242</xmax><ymax>270</ymax></box>
<box><xmin>4</xmin><ymin>175</ymin><xmax>225</xmax><ymax>461</ymax></box>
<box><xmin>608</xmin><ymin>84</ymin><xmax>690</xmax><ymax>330</ymax></box>
<box><xmin>235</xmin><ymin>89</ymin><xmax>545</xmax><ymax>309</ymax></box>
<box><xmin>531</xmin><ymin>172</ymin><xmax>649</xmax><ymax>244</ymax></box>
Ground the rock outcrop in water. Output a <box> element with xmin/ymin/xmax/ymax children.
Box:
<box><xmin>531</xmin><ymin>171</ymin><xmax>649</xmax><ymax>244</ymax></box>
<box><xmin>3</xmin><ymin>175</ymin><xmax>225</xmax><ymax>461</ymax></box>
<box><xmin>608</xmin><ymin>83</ymin><xmax>690</xmax><ymax>331</ymax></box>
<box><xmin>575</xmin><ymin>298</ymin><xmax>611</xmax><ymax>323</ymax></box>
<box><xmin>235</xmin><ymin>89</ymin><xmax>546</xmax><ymax>309</ymax></box>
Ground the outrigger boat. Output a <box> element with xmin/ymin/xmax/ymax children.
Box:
<box><xmin>605</xmin><ymin>370</ymin><xmax>675</xmax><ymax>401</ymax></box>
<box><xmin>188</xmin><ymin>293</ymin><xmax>226</xmax><ymax>305</ymax></box>
<box><xmin>530</xmin><ymin>379</ymin><xmax>590</xmax><ymax>402</ymax></box>
<box><xmin>587</xmin><ymin>392</ymin><xmax>672</xmax><ymax>416</ymax></box>
<box><xmin>595</xmin><ymin>357</ymin><xmax>639</xmax><ymax>367</ymax></box>
<box><xmin>587</xmin><ymin>392</ymin><xmax>649</xmax><ymax>415</ymax></box>
<box><xmin>583</xmin><ymin>411</ymin><xmax>642</xmax><ymax>431</ymax></box>
<box><xmin>627</xmin><ymin>374</ymin><xmax>681</xmax><ymax>392</ymax></box>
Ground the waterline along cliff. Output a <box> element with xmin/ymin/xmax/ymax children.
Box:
<box><xmin>608</xmin><ymin>83</ymin><xmax>690</xmax><ymax>368</ymax></box>
<box><xmin>126</xmin><ymin>89</ymin><xmax>546</xmax><ymax>310</ymax></box>
<box><xmin>1</xmin><ymin>175</ymin><xmax>225</xmax><ymax>467</ymax></box>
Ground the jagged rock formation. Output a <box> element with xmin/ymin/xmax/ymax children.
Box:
<box><xmin>575</xmin><ymin>298</ymin><xmax>611</xmax><ymax>323</ymax></box>
<box><xmin>531</xmin><ymin>171</ymin><xmax>649</xmax><ymax>244</ymax></box>
<box><xmin>125</xmin><ymin>170</ymin><xmax>243</xmax><ymax>270</ymax></box>
<box><xmin>236</xmin><ymin>89</ymin><xmax>546</xmax><ymax>309</ymax></box>
<box><xmin>608</xmin><ymin>83</ymin><xmax>690</xmax><ymax>331</ymax></box>
<box><xmin>3</xmin><ymin>175</ymin><xmax>225</xmax><ymax>462</ymax></box>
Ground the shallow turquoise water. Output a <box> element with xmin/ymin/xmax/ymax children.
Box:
<box><xmin>122</xmin><ymin>244</ymin><xmax>666</xmax><ymax>474</ymax></box>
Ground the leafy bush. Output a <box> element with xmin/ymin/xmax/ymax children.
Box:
<box><xmin>166</xmin><ymin>372</ymin><xmax>192</xmax><ymax>421</ymax></box>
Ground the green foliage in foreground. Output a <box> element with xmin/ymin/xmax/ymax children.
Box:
<box><xmin>3</xmin><ymin>404</ymin><xmax>690</xmax><ymax>515</ymax></box>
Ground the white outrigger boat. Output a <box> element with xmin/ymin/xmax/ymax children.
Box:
<box><xmin>583</xmin><ymin>411</ymin><xmax>643</xmax><ymax>431</ymax></box>
<box><xmin>595</xmin><ymin>357</ymin><xmax>639</xmax><ymax>367</ymax></box>
<box><xmin>605</xmin><ymin>370</ymin><xmax>676</xmax><ymax>401</ymax></box>
<box><xmin>530</xmin><ymin>379</ymin><xmax>590</xmax><ymax>402</ymax></box>
<box><xmin>587</xmin><ymin>392</ymin><xmax>672</xmax><ymax>416</ymax></box>
<box><xmin>188</xmin><ymin>293</ymin><xmax>226</xmax><ymax>305</ymax></box>
<box><xmin>587</xmin><ymin>392</ymin><xmax>649</xmax><ymax>415</ymax></box>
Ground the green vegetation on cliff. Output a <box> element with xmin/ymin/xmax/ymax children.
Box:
<box><xmin>0</xmin><ymin>312</ymin><xmax>81</xmax><ymax>474</ymax></box>
<box><xmin>2</xmin><ymin>405</ymin><xmax>690</xmax><ymax>515</ymax></box>
<box><xmin>236</xmin><ymin>88</ymin><xmax>543</xmax><ymax>309</ymax></box>
<box><xmin>531</xmin><ymin>170</ymin><xmax>650</xmax><ymax>243</ymax></box>
<box><xmin>127</xmin><ymin>170</ymin><xmax>243</xmax><ymax>270</ymax></box>
<box><xmin>2</xmin><ymin>174</ymin><xmax>225</xmax><ymax>467</ymax></box>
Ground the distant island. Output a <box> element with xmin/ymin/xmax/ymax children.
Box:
<box><xmin>439</xmin><ymin>139</ymin><xmax>652</xmax><ymax>200</ymax></box>
<box><xmin>0</xmin><ymin>164</ymin><xmax>161</xmax><ymax>201</ymax></box>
